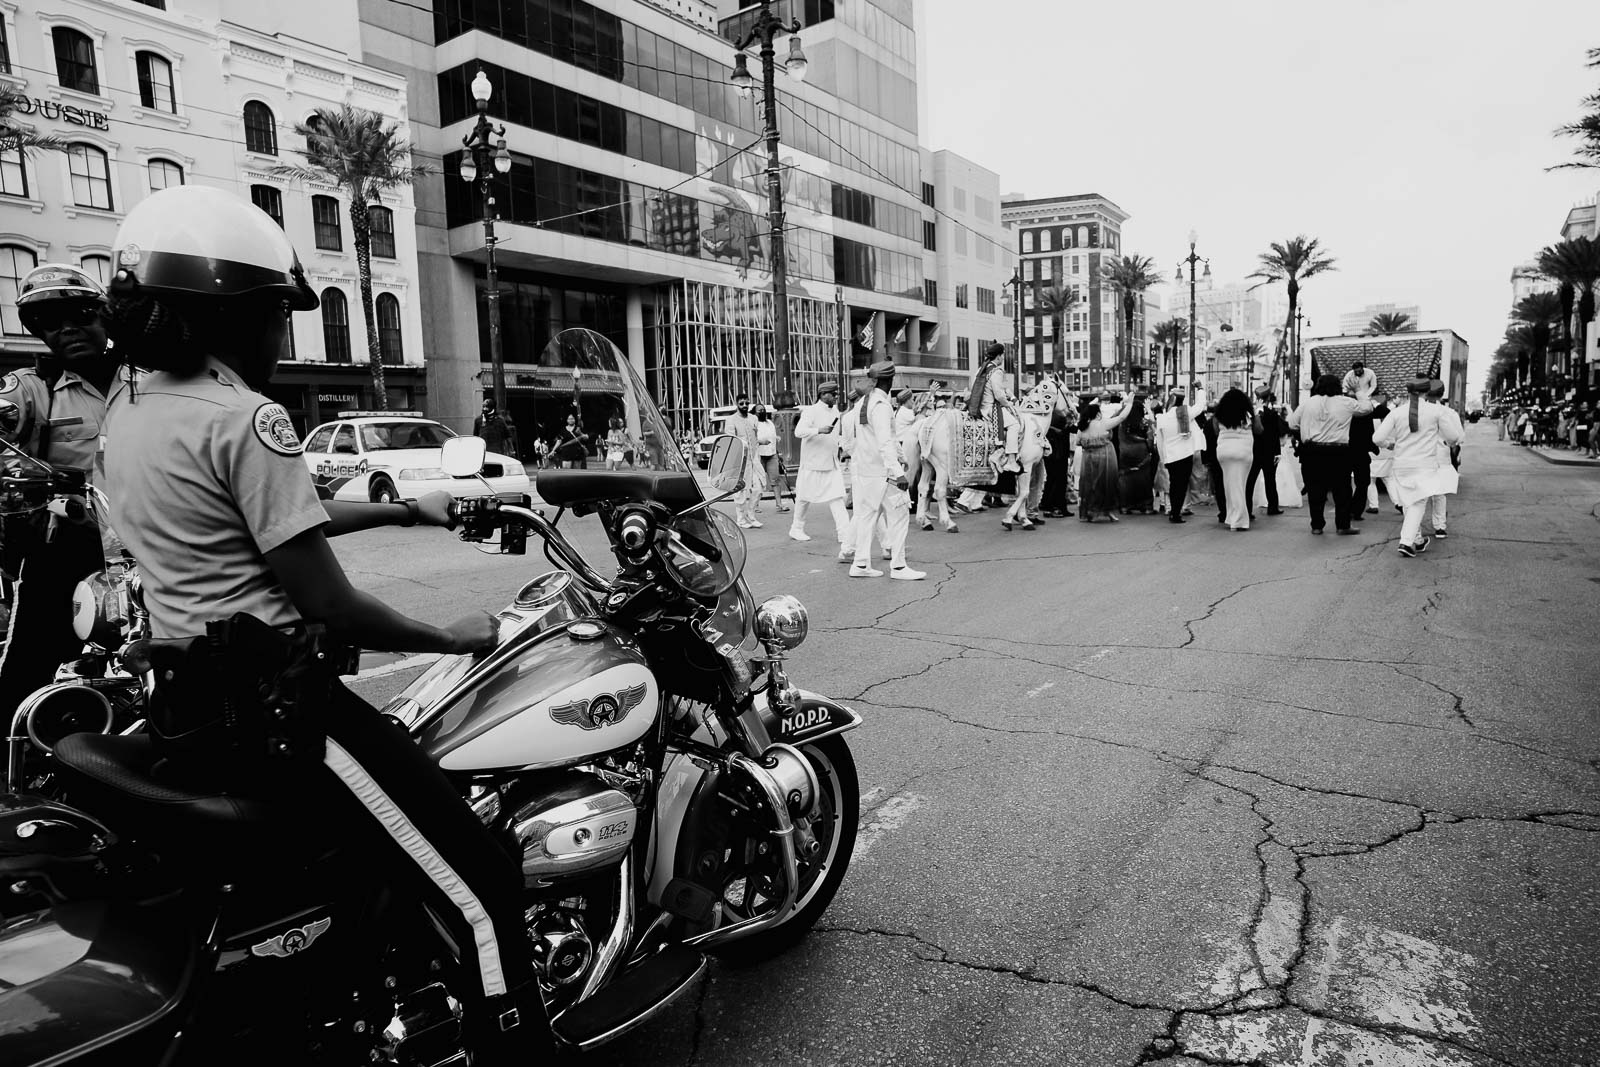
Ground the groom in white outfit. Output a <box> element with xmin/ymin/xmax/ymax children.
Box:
<box><xmin>843</xmin><ymin>360</ymin><xmax>924</xmax><ymax>580</ymax></box>
<box><xmin>790</xmin><ymin>380</ymin><xmax>852</xmax><ymax>556</ymax></box>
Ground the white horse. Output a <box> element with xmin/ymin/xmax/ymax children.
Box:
<box><xmin>1002</xmin><ymin>375</ymin><xmax>1074</xmax><ymax>531</ymax></box>
<box><xmin>901</xmin><ymin>395</ymin><xmax>959</xmax><ymax>533</ymax></box>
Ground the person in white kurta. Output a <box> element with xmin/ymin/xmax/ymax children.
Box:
<box><xmin>1342</xmin><ymin>361</ymin><xmax>1377</xmax><ymax>400</ymax></box>
<box><xmin>844</xmin><ymin>361</ymin><xmax>923</xmax><ymax>580</ymax></box>
<box><xmin>1424</xmin><ymin>379</ymin><xmax>1462</xmax><ymax>538</ymax></box>
<box><xmin>725</xmin><ymin>396</ymin><xmax>765</xmax><ymax>528</ymax></box>
<box><xmin>1373</xmin><ymin>379</ymin><xmax>1465</xmax><ymax>557</ymax></box>
<box><xmin>790</xmin><ymin>382</ymin><xmax>852</xmax><ymax>557</ymax></box>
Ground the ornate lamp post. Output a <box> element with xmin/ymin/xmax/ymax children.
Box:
<box><xmin>730</xmin><ymin>3</ymin><xmax>808</xmax><ymax>409</ymax></box>
<box><xmin>459</xmin><ymin>69</ymin><xmax>513</xmax><ymax>423</ymax></box>
<box><xmin>1010</xmin><ymin>268</ymin><xmax>1022</xmax><ymax>396</ymax></box>
<box><xmin>1175</xmin><ymin>229</ymin><xmax>1209</xmax><ymax>402</ymax></box>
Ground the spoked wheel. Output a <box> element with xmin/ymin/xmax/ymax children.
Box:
<box><xmin>711</xmin><ymin>736</ymin><xmax>860</xmax><ymax>964</ymax></box>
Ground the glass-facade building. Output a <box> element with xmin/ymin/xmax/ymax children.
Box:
<box><xmin>361</xmin><ymin>0</ymin><xmax>932</xmax><ymax>441</ymax></box>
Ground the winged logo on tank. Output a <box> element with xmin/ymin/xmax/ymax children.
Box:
<box><xmin>550</xmin><ymin>683</ymin><xmax>648</xmax><ymax>731</ymax></box>
<box><xmin>250</xmin><ymin>916</ymin><xmax>332</xmax><ymax>958</ymax></box>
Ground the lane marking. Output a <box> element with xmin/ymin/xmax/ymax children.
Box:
<box><xmin>1025</xmin><ymin>681</ymin><xmax>1056</xmax><ymax>699</ymax></box>
<box><xmin>356</xmin><ymin>652</ymin><xmax>441</xmax><ymax>680</ymax></box>
<box><xmin>854</xmin><ymin>792</ymin><xmax>927</xmax><ymax>860</ymax></box>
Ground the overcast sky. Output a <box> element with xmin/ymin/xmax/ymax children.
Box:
<box><xmin>917</xmin><ymin>0</ymin><xmax>1599</xmax><ymax>394</ymax></box>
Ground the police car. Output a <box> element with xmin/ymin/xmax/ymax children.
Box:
<box><xmin>301</xmin><ymin>412</ymin><xmax>530</xmax><ymax>503</ymax></box>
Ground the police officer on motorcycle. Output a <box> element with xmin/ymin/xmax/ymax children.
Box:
<box><xmin>101</xmin><ymin>186</ymin><xmax>550</xmax><ymax>1062</ymax></box>
<box><xmin>0</xmin><ymin>264</ymin><xmax>121</xmax><ymax>716</ymax></box>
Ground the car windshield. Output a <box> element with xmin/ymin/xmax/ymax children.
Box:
<box><xmin>359</xmin><ymin>422</ymin><xmax>455</xmax><ymax>451</ymax></box>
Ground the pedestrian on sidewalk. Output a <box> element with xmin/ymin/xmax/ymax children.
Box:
<box><xmin>754</xmin><ymin>404</ymin><xmax>790</xmax><ymax>513</ymax></box>
<box><xmin>1154</xmin><ymin>392</ymin><xmax>1206</xmax><ymax>524</ymax></box>
<box><xmin>1374</xmin><ymin>376</ymin><xmax>1464</xmax><ymax>557</ymax></box>
<box><xmin>1287</xmin><ymin>374</ymin><xmax>1373</xmax><ymax>535</ymax></box>
<box><xmin>1213</xmin><ymin>388</ymin><xmax>1256</xmax><ymax>531</ymax></box>
<box><xmin>841</xmin><ymin>360</ymin><xmax>923</xmax><ymax>580</ymax></box>
<box><xmin>790</xmin><ymin>381</ymin><xmax>852</xmax><ymax>557</ymax></box>
<box><xmin>726</xmin><ymin>394</ymin><xmax>764</xmax><ymax>528</ymax></box>
<box><xmin>1245</xmin><ymin>386</ymin><xmax>1285</xmax><ymax>516</ymax></box>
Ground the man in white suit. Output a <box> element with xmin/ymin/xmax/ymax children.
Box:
<box><xmin>790</xmin><ymin>380</ymin><xmax>852</xmax><ymax>558</ymax></box>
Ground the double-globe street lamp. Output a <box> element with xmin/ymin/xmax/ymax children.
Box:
<box><xmin>730</xmin><ymin>2</ymin><xmax>808</xmax><ymax>409</ymax></box>
<box><xmin>459</xmin><ymin>70</ymin><xmax>513</xmax><ymax>425</ymax></box>
<box><xmin>1175</xmin><ymin>229</ymin><xmax>1210</xmax><ymax>402</ymax></box>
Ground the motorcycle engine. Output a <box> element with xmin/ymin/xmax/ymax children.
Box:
<box><xmin>508</xmin><ymin>769</ymin><xmax>638</xmax><ymax>887</ymax></box>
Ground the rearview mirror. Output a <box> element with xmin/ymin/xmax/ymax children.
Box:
<box><xmin>441</xmin><ymin>436</ymin><xmax>488</xmax><ymax>478</ymax></box>
<box><xmin>706</xmin><ymin>434</ymin><xmax>745</xmax><ymax>494</ymax></box>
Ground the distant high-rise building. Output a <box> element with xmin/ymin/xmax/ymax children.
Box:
<box><xmin>917</xmin><ymin>149</ymin><xmax>1011</xmax><ymax>392</ymax></box>
<box><xmin>1002</xmin><ymin>193</ymin><xmax>1143</xmax><ymax>393</ymax></box>
<box><xmin>1162</xmin><ymin>278</ymin><xmax>1285</xmax><ymax>395</ymax></box>
<box><xmin>1340</xmin><ymin>302</ymin><xmax>1423</xmax><ymax>336</ymax></box>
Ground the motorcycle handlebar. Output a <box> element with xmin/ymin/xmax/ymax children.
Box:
<box><xmin>484</xmin><ymin>502</ymin><xmax>612</xmax><ymax>593</ymax></box>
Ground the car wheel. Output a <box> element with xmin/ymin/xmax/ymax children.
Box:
<box><xmin>370</xmin><ymin>477</ymin><xmax>398</xmax><ymax>504</ymax></box>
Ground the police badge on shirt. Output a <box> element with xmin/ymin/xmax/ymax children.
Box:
<box><xmin>253</xmin><ymin>403</ymin><xmax>303</xmax><ymax>455</ymax></box>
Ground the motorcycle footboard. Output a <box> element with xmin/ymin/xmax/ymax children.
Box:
<box><xmin>0</xmin><ymin>897</ymin><xmax>198</xmax><ymax>1067</ymax></box>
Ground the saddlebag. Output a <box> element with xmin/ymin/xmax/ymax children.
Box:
<box><xmin>0</xmin><ymin>792</ymin><xmax>116</xmax><ymax>914</ymax></box>
<box><xmin>0</xmin><ymin>896</ymin><xmax>195</xmax><ymax>1066</ymax></box>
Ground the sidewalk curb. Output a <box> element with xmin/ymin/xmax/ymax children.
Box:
<box><xmin>1525</xmin><ymin>447</ymin><xmax>1600</xmax><ymax>468</ymax></box>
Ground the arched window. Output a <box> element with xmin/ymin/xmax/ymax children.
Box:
<box><xmin>367</xmin><ymin>206</ymin><xmax>396</xmax><ymax>259</ymax></box>
<box><xmin>51</xmin><ymin>28</ymin><xmax>98</xmax><ymax>95</ymax></box>
<box><xmin>135</xmin><ymin>52</ymin><xmax>174</xmax><ymax>112</ymax></box>
<box><xmin>67</xmin><ymin>144</ymin><xmax>112</xmax><ymax>209</ymax></box>
<box><xmin>1022</xmin><ymin>231</ymin><xmax>1034</xmax><ymax>254</ymax></box>
<box><xmin>79</xmin><ymin>254</ymin><xmax>111</xmax><ymax>287</ymax></box>
<box><xmin>147</xmin><ymin>157</ymin><xmax>183</xmax><ymax>191</ymax></box>
<box><xmin>311</xmin><ymin>195</ymin><xmax>342</xmax><ymax>251</ymax></box>
<box><xmin>376</xmin><ymin>293</ymin><xmax>403</xmax><ymax>365</ymax></box>
<box><xmin>303</xmin><ymin>112</ymin><xmax>328</xmax><ymax>163</ymax></box>
<box><xmin>1</xmin><ymin>245</ymin><xmax>39</xmax><ymax>336</ymax></box>
<box><xmin>321</xmin><ymin>288</ymin><xmax>350</xmax><ymax>363</ymax></box>
<box><xmin>1040</xmin><ymin>229</ymin><xmax>1052</xmax><ymax>252</ymax></box>
<box><xmin>243</xmin><ymin>101</ymin><xmax>276</xmax><ymax>156</ymax></box>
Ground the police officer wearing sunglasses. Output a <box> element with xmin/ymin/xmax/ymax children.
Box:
<box><xmin>0</xmin><ymin>264</ymin><xmax>122</xmax><ymax>716</ymax></box>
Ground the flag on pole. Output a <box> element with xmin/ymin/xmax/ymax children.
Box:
<box><xmin>892</xmin><ymin>321</ymin><xmax>908</xmax><ymax>346</ymax></box>
<box><xmin>858</xmin><ymin>323</ymin><xmax>875</xmax><ymax>350</ymax></box>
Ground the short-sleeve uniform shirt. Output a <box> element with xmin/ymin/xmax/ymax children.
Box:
<box><xmin>103</xmin><ymin>357</ymin><xmax>327</xmax><ymax>639</ymax></box>
<box><xmin>0</xmin><ymin>367</ymin><xmax>112</xmax><ymax>471</ymax></box>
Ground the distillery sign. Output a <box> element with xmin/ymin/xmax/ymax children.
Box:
<box><xmin>6</xmin><ymin>96</ymin><xmax>111</xmax><ymax>132</ymax></box>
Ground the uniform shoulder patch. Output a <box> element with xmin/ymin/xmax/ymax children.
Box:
<box><xmin>253</xmin><ymin>403</ymin><xmax>303</xmax><ymax>456</ymax></box>
<box><xmin>0</xmin><ymin>372</ymin><xmax>19</xmax><ymax>394</ymax></box>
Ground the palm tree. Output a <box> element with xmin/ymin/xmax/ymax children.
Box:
<box><xmin>1100</xmin><ymin>254</ymin><xmax>1165</xmax><ymax>390</ymax></box>
<box><xmin>1367</xmin><ymin>312</ymin><xmax>1414</xmax><ymax>334</ymax></box>
<box><xmin>0</xmin><ymin>86</ymin><xmax>67</xmax><ymax>155</ymax></box>
<box><xmin>1150</xmin><ymin>318</ymin><xmax>1189</xmax><ymax>393</ymax></box>
<box><xmin>1538</xmin><ymin>237</ymin><xmax>1600</xmax><ymax>385</ymax></box>
<box><xmin>1236</xmin><ymin>341</ymin><xmax>1265</xmax><ymax>390</ymax></box>
<box><xmin>1549</xmin><ymin>47</ymin><xmax>1600</xmax><ymax>172</ymax></box>
<box><xmin>274</xmin><ymin>106</ymin><xmax>427</xmax><ymax>409</ymax></box>
<box><xmin>1248</xmin><ymin>236</ymin><xmax>1338</xmax><ymax>405</ymax></box>
<box><xmin>1037</xmin><ymin>285</ymin><xmax>1078</xmax><ymax>379</ymax></box>
<box><xmin>1512</xmin><ymin>292</ymin><xmax>1563</xmax><ymax>389</ymax></box>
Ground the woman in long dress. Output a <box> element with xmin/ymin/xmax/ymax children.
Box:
<box><xmin>1116</xmin><ymin>397</ymin><xmax>1156</xmax><ymax>514</ymax></box>
<box><xmin>1076</xmin><ymin>397</ymin><xmax>1135</xmax><ymax>523</ymax></box>
<box><xmin>1374</xmin><ymin>378</ymin><xmax>1465</xmax><ymax>557</ymax></box>
<box><xmin>1213</xmin><ymin>388</ymin><xmax>1257</xmax><ymax>530</ymax></box>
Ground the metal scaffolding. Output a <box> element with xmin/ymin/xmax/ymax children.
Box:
<box><xmin>648</xmin><ymin>280</ymin><xmax>843</xmax><ymax>436</ymax></box>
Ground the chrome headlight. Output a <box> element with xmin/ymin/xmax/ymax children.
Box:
<box><xmin>755</xmin><ymin>595</ymin><xmax>808</xmax><ymax>651</ymax></box>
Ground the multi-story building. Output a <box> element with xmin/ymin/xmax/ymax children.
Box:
<box><xmin>914</xmin><ymin>147</ymin><xmax>1007</xmax><ymax>394</ymax></box>
<box><xmin>0</xmin><ymin>0</ymin><xmax>426</xmax><ymax>432</ymax></box>
<box><xmin>358</xmin><ymin>0</ymin><xmax>933</xmax><ymax>441</ymax></box>
<box><xmin>1560</xmin><ymin>196</ymin><xmax>1598</xmax><ymax>386</ymax></box>
<box><xmin>1510</xmin><ymin>262</ymin><xmax>1558</xmax><ymax>305</ymax></box>
<box><xmin>1002</xmin><ymin>192</ymin><xmax>1145</xmax><ymax>394</ymax></box>
<box><xmin>1160</xmin><ymin>275</ymin><xmax>1284</xmax><ymax>398</ymax></box>
<box><xmin>1338</xmin><ymin>302</ymin><xmax>1422</xmax><ymax>336</ymax></box>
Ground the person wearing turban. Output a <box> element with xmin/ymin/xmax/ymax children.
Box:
<box><xmin>839</xmin><ymin>360</ymin><xmax>923</xmax><ymax>580</ymax></box>
<box><xmin>1373</xmin><ymin>375</ymin><xmax>1464</xmax><ymax>556</ymax></box>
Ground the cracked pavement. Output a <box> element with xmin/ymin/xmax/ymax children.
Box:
<box><xmin>343</xmin><ymin>424</ymin><xmax>1598</xmax><ymax>1066</ymax></box>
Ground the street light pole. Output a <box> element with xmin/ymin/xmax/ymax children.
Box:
<box><xmin>1010</xmin><ymin>269</ymin><xmax>1022</xmax><ymax>396</ymax></box>
<box><xmin>1175</xmin><ymin>229</ymin><xmax>1208</xmax><ymax>402</ymax></box>
<box><xmin>730</xmin><ymin>2</ymin><xmax>807</xmax><ymax>410</ymax></box>
<box><xmin>460</xmin><ymin>70</ymin><xmax>513</xmax><ymax>427</ymax></box>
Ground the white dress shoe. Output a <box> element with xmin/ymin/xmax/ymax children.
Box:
<box><xmin>848</xmin><ymin>564</ymin><xmax>884</xmax><ymax>578</ymax></box>
<box><xmin>789</xmin><ymin>530</ymin><xmax>811</xmax><ymax>541</ymax></box>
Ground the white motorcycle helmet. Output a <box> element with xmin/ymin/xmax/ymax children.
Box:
<box><xmin>111</xmin><ymin>185</ymin><xmax>317</xmax><ymax>311</ymax></box>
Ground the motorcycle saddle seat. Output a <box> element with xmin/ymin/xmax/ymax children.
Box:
<box><xmin>52</xmin><ymin>733</ymin><xmax>326</xmax><ymax>872</ymax></box>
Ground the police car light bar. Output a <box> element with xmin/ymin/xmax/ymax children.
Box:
<box><xmin>337</xmin><ymin>411</ymin><xmax>427</xmax><ymax>419</ymax></box>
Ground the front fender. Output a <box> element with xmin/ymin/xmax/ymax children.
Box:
<box><xmin>763</xmin><ymin>689</ymin><xmax>863</xmax><ymax>747</ymax></box>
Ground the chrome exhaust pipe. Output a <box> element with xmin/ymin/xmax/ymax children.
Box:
<box><xmin>575</xmin><ymin>852</ymin><xmax>634</xmax><ymax>1002</ymax></box>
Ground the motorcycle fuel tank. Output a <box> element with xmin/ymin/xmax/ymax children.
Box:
<box><xmin>420</xmin><ymin>622</ymin><xmax>659</xmax><ymax>773</ymax></box>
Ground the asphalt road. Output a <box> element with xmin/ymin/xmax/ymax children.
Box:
<box><xmin>337</xmin><ymin>423</ymin><xmax>1599</xmax><ymax>1067</ymax></box>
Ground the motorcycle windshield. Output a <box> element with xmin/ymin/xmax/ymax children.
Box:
<box><xmin>536</xmin><ymin>330</ymin><xmax>755</xmax><ymax>649</ymax></box>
